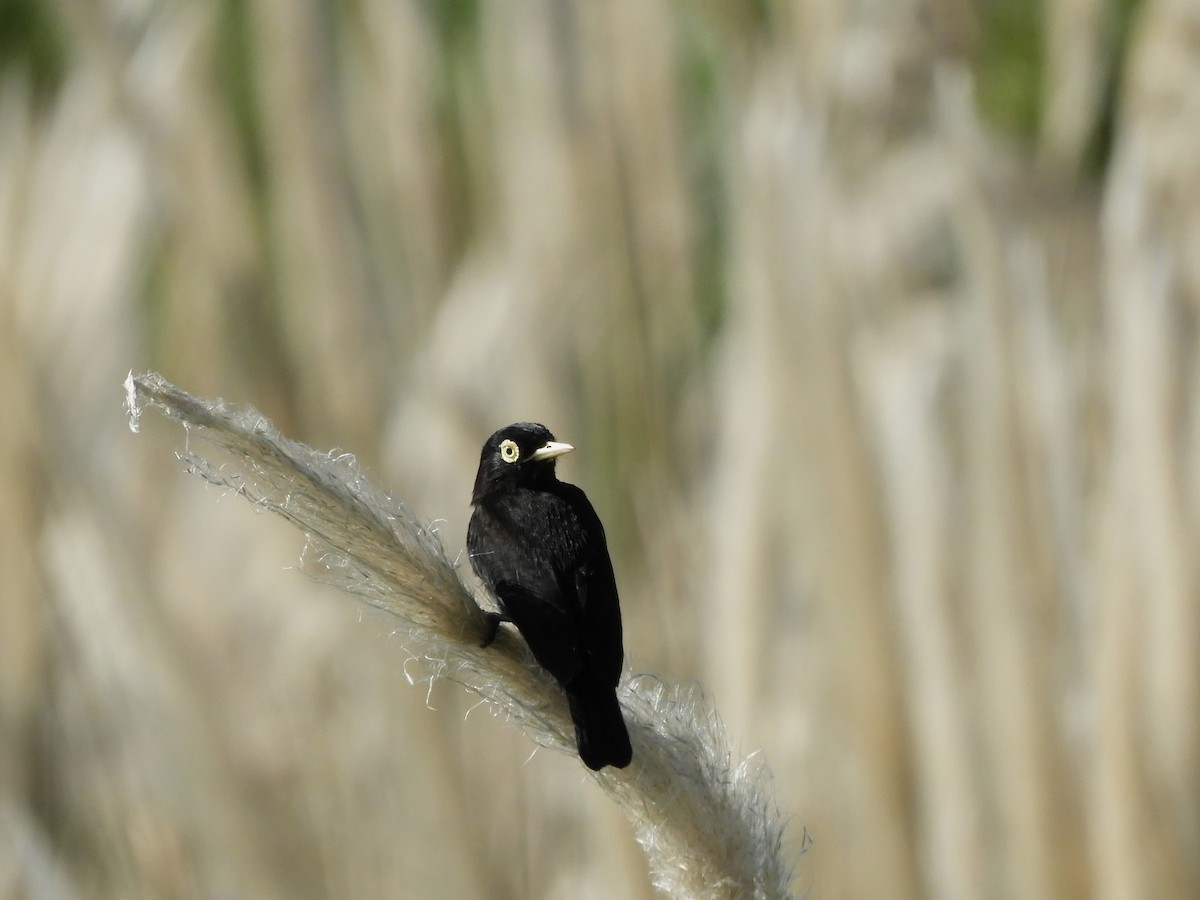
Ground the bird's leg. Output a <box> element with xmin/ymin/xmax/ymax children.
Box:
<box><xmin>479</xmin><ymin>611</ymin><xmax>512</xmax><ymax>648</ymax></box>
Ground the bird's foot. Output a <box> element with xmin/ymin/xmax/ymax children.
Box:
<box><xmin>479</xmin><ymin>611</ymin><xmax>511</xmax><ymax>648</ymax></box>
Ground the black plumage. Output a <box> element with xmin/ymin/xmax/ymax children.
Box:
<box><xmin>467</xmin><ymin>423</ymin><xmax>632</xmax><ymax>770</ymax></box>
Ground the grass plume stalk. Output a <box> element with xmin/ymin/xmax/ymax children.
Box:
<box><xmin>123</xmin><ymin>371</ymin><xmax>795</xmax><ymax>899</ymax></box>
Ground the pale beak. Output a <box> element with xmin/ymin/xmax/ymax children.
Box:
<box><xmin>529</xmin><ymin>440</ymin><xmax>574</xmax><ymax>462</ymax></box>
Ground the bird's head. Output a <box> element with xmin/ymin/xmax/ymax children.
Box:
<box><xmin>472</xmin><ymin>422</ymin><xmax>574</xmax><ymax>502</ymax></box>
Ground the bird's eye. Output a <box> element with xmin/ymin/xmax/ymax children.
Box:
<box><xmin>499</xmin><ymin>439</ymin><xmax>520</xmax><ymax>463</ymax></box>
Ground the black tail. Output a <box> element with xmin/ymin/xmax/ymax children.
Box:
<box><xmin>564</xmin><ymin>673</ymin><xmax>632</xmax><ymax>770</ymax></box>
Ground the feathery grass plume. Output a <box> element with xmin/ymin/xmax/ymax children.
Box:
<box><xmin>123</xmin><ymin>371</ymin><xmax>796</xmax><ymax>899</ymax></box>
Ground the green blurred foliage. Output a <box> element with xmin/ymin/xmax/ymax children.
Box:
<box><xmin>0</xmin><ymin>0</ymin><xmax>66</xmax><ymax>100</ymax></box>
<box><xmin>974</xmin><ymin>0</ymin><xmax>1045</xmax><ymax>140</ymax></box>
<box><xmin>215</xmin><ymin>0</ymin><xmax>269</xmax><ymax>198</ymax></box>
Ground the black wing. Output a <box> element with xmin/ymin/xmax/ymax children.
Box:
<box><xmin>467</xmin><ymin>495</ymin><xmax>584</xmax><ymax>684</ymax></box>
<box><xmin>556</xmin><ymin>483</ymin><xmax>625</xmax><ymax>689</ymax></box>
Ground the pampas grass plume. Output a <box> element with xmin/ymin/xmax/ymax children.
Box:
<box><xmin>124</xmin><ymin>371</ymin><xmax>796</xmax><ymax>899</ymax></box>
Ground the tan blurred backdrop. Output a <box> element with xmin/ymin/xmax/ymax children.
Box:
<box><xmin>2</xmin><ymin>0</ymin><xmax>1198</xmax><ymax>897</ymax></box>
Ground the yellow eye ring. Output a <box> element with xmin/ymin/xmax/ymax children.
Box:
<box><xmin>499</xmin><ymin>439</ymin><xmax>520</xmax><ymax>463</ymax></box>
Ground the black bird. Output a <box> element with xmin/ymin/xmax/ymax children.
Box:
<box><xmin>468</xmin><ymin>423</ymin><xmax>632</xmax><ymax>770</ymax></box>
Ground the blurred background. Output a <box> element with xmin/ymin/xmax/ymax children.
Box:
<box><xmin>2</xmin><ymin>0</ymin><xmax>1198</xmax><ymax>897</ymax></box>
